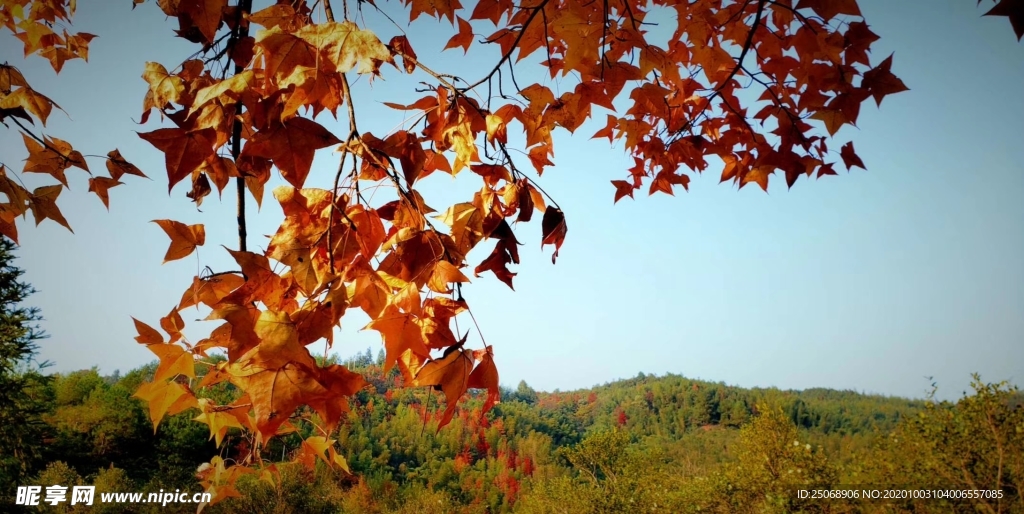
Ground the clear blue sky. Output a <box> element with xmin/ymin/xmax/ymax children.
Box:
<box><xmin>1</xmin><ymin>1</ymin><xmax>1021</xmax><ymax>401</ymax></box>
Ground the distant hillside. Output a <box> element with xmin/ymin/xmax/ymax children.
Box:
<box><xmin>519</xmin><ymin>371</ymin><xmax>925</xmax><ymax>438</ymax></box>
<box><xmin>7</xmin><ymin>352</ymin><xmax>1021</xmax><ymax>513</ymax></box>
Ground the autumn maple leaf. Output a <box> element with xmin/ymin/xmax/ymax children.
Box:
<box><xmin>147</xmin><ymin>342</ymin><xmax>196</xmax><ymax>382</ymax></box>
<box><xmin>133</xmin><ymin>379</ymin><xmax>197</xmax><ymax>432</ymax></box>
<box><xmin>133</xmin><ymin>318</ymin><xmax>165</xmax><ymax>345</ymax></box>
<box><xmin>226</xmin><ymin>362</ymin><xmax>326</xmax><ymax>443</ymax></box>
<box><xmin>296</xmin><ymin>21</ymin><xmax>393</xmax><ymax>75</ymax></box>
<box><xmin>87</xmin><ymin>177</ymin><xmax>123</xmax><ymax>209</ymax></box>
<box><xmin>152</xmin><ymin>219</ymin><xmax>206</xmax><ymax>263</ymax></box>
<box><xmin>105</xmin><ymin>149</ymin><xmax>147</xmax><ymax>180</ymax></box>
<box><xmin>241</xmin><ymin>117</ymin><xmax>341</xmax><ymax>189</ymax></box>
<box><xmin>193</xmin><ymin>398</ymin><xmax>248</xmax><ymax>447</ymax></box>
<box><xmin>22</xmin><ymin>133</ymin><xmax>89</xmax><ymax>187</ymax></box>
<box><xmin>0</xmin><ymin>87</ymin><xmax>60</xmax><ymax>125</ymax></box>
<box><xmin>861</xmin><ymin>54</ymin><xmax>910</xmax><ymax>107</ymax></box>
<box><xmin>984</xmin><ymin>0</ymin><xmax>1024</xmax><ymax>40</ymax></box>
<box><xmin>141</xmin><ymin>61</ymin><xmax>184</xmax><ymax>109</ymax></box>
<box><xmin>540</xmin><ymin>206</ymin><xmax>567</xmax><ymax>264</ymax></box>
<box><xmin>467</xmin><ymin>345</ymin><xmax>500</xmax><ymax>416</ymax></box>
<box><xmin>410</xmin><ymin>348</ymin><xmax>474</xmax><ymax>430</ymax></box>
<box><xmin>445</xmin><ymin>17</ymin><xmax>473</xmax><ymax>53</ymax></box>
<box><xmin>137</xmin><ymin>128</ymin><xmax>217</xmax><ymax>193</ymax></box>
<box><xmin>28</xmin><ymin>185</ymin><xmax>72</xmax><ymax>232</ymax></box>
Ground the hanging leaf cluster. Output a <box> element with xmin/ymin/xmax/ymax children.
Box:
<box><xmin>0</xmin><ymin>0</ymin><xmax>916</xmax><ymax>506</ymax></box>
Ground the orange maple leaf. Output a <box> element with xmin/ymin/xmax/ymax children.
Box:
<box><xmin>133</xmin><ymin>317</ymin><xmax>165</xmax><ymax>345</ymax></box>
<box><xmin>152</xmin><ymin>219</ymin><xmax>206</xmax><ymax>263</ymax></box>
<box><xmin>388</xmin><ymin>35</ymin><xmax>418</xmax><ymax>73</ymax></box>
<box><xmin>137</xmin><ymin>127</ymin><xmax>217</xmax><ymax>193</ymax></box>
<box><xmin>141</xmin><ymin>61</ymin><xmax>184</xmax><ymax>109</ymax></box>
<box><xmin>406</xmin><ymin>0</ymin><xmax>462</xmax><ymax>23</ymax></box>
<box><xmin>794</xmin><ymin>0</ymin><xmax>861</xmax><ymax>21</ymax></box>
<box><xmin>296</xmin><ymin>436</ymin><xmax>336</xmax><ymax>471</ymax></box>
<box><xmin>365</xmin><ymin>305</ymin><xmax>431</xmax><ymax>376</ymax></box>
<box><xmin>307</xmin><ymin>364</ymin><xmax>367</xmax><ymax>430</ymax></box>
<box><xmin>861</xmin><ymin>53</ymin><xmax>909</xmax><ymax>107</ymax></box>
<box><xmin>147</xmin><ymin>342</ymin><xmax>197</xmax><ymax>382</ymax></box>
<box><xmin>611</xmin><ymin>180</ymin><xmax>635</xmax><ymax>203</ymax></box>
<box><xmin>21</xmin><ymin>133</ymin><xmax>89</xmax><ymax>187</ymax></box>
<box><xmin>133</xmin><ymin>379</ymin><xmax>197</xmax><ymax>432</ymax></box>
<box><xmin>241</xmin><ymin>117</ymin><xmax>341</xmax><ymax>189</ymax></box>
<box><xmin>105</xmin><ymin>149</ymin><xmax>147</xmax><ymax>180</ymax></box>
<box><xmin>87</xmin><ymin>176</ymin><xmax>122</xmax><ymax>210</ymax></box>
<box><xmin>178</xmin><ymin>273</ymin><xmax>245</xmax><ymax>310</ymax></box>
<box><xmin>28</xmin><ymin>185</ymin><xmax>71</xmax><ymax>232</ymax></box>
<box><xmin>196</xmin><ymin>456</ymin><xmax>253</xmax><ymax>510</ymax></box>
<box><xmin>410</xmin><ymin>348</ymin><xmax>474</xmax><ymax>430</ymax></box>
<box><xmin>467</xmin><ymin>345</ymin><xmax>500</xmax><ymax>415</ymax></box>
<box><xmin>225</xmin><ymin>361</ymin><xmax>327</xmax><ymax>443</ymax></box>
<box><xmin>444</xmin><ymin>16</ymin><xmax>473</xmax><ymax>53</ymax></box>
<box><xmin>193</xmin><ymin>398</ymin><xmax>248</xmax><ymax>447</ymax></box>
<box><xmin>160</xmin><ymin>305</ymin><xmax>186</xmax><ymax>343</ymax></box>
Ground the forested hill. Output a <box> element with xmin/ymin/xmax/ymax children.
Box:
<box><xmin>523</xmin><ymin>370</ymin><xmax>925</xmax><ymax>439</ymax></box>
<box><xmin>7</xmin><ymin>352</ymin><xmax>1022</xmax><ymax>513</ymax></box>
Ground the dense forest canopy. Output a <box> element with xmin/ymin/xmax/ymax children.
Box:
<box><xmin>5</xmin><ymin>351</ymin><xmax>1024</xmax><ymax>512</ymax></box>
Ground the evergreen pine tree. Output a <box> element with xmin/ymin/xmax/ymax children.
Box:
<box><xmin>0</xmin><ymin>238</ymin><xmax>53</xmax><ymax>504</ymax></box>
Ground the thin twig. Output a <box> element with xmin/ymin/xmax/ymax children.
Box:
<box><xmin>460</xmin><ymin>0</ymin><xmax>552</xmax><ymax>92</ymax></box>
<box><xmin>674</xmin><ymin>0</ymin><xmax>767</xmax><ymax>140</ymax></box>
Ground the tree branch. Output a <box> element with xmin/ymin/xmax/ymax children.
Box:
<box><xmin>674</xmin><ymin>0</ymin><xmax>767</xmax><ymax>140</ymax></box>
<box><xmin>460</xmin><ymin>0</ymin><xmax>551</xmax><ymax>92</ymax></box>
<box><xmin>228</xmin><ymin>0</ymin><xmax>254</xmax><ymax>254</ymax></box>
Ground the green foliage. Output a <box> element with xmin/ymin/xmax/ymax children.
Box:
<box><xmin>0</xmin><ymin>238</ymin><xmax>53</xmax><ymax>507</ymax></box>
<box><xmin>53</xmin><ymin>369</ymin><xmax>106</xmax><ymax>407</ymax></box>
<box><xmin>698</xmin><ymin>403</ymin><xmax>840</xmax><ymax>513</ymax></box>
<box><xmin>854</xmin><ymin>376</ymin><xmax>1024</xmax><ymax>513</ymax></box>
<box><xmin>513</xmin><ymin>381</ymin><xmax>539</xmax><ymax>405</ymax></box>
<box><xmin>224</xmin><ymin>464</ymin><xmax>345</xmax><ymax>514</ymax></box>
<box><xmin>89</xmin><ymin>467</ymin><xmax>136</xmax><ymax>514</ymax></box>
<box><xmin>7</xmin><ymin>340</ymin><xmax>1022</xmax><ymax>514</ymax></box>
<box><xmin>32</xmin><ymin>461</ymin><xmax>84</xmax><ymax>513</ymax></box>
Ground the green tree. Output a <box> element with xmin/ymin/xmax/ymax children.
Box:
<box><xmin>0</xmin><ymin>238</ymin><xmax>54</xmax><ymax>506</ymax></box>
<box><xmin>859</xmin><ymin>375</ymin><xmax>1024</xmax><ymax>513</ymax></box>
<box><xmin>514</xmin><ymin>381</ymin><xmax>539</xmax><ymax>405</ymax></box>
<box><xmin>684</xmin><ymin>403</ymin><xmax>841</xmax><ymax>514</ymax></box>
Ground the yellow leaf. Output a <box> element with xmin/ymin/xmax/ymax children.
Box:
<box><xmin>141</xmin><ymin>61</ymin><xmax>184</xmax><ymax>108</ymax></box>
<box><xmin>329</xmin><ymin>446</ymin><xmax>351</xmax><ymax>473</ymax></box>
<box><xmin>485</xmin><ymin>113</ymin><xmax>506</xmax><ymax>145</ymax></box>
<box><xmin>0</xmin><ymin>87</ymin><xmax>59</xmax><ymax>125</ymax></box>
<box><xmin>147</xmin><ymin>343</ymin><xmax>196</xmax><ymax>382</ymax></box>
<box><xmin>193</xmin><ymin>399</ymin><xmax>247</xmax><ymax>447</ymax></box>
<box><xmin>133</xmin><ymin>379</ymin><xmax>195</xmax><ymax>432</ymax></box>
<box><xmin>296</xmin><ymin>21</ymin><xmax>392</xmax><ymax>75</ymax></box>
<box><xmin>190</xmin><ymin>70</ymin><xmax>255</xmax><ymax>115</ymax></box>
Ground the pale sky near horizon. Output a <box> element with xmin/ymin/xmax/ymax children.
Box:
<box><xmin>1</xmin><ymin>1</ymin><xmax>1021</xmax><ymax>402</ymax></box>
